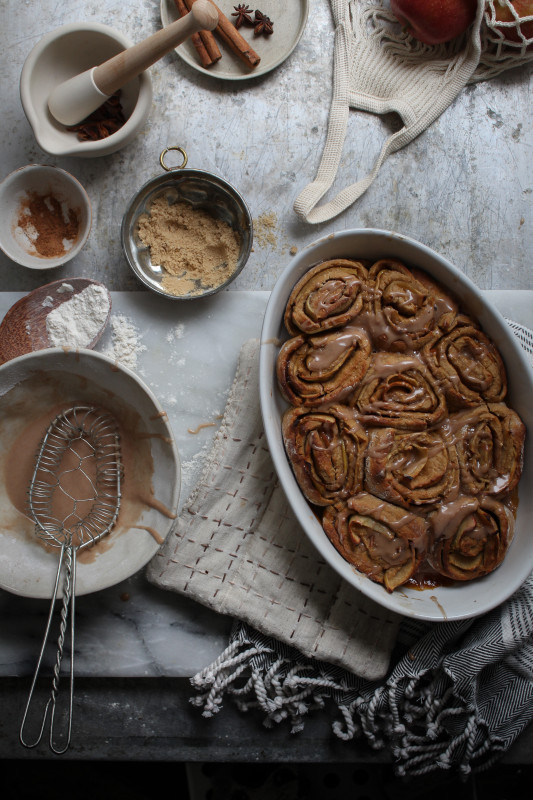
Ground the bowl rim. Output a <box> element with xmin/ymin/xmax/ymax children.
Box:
<box><xmin>259</xmin><ymin>227</ymin><xmax>533</xmax><ymax>622</ymax></box>
<box><xmin>121</xmin><ymin>167</ymin><xmax>254</xmax><ymax>300</ymax></box>
<box><xmin>0</xmin><ymin>163</ymin><xmax>92</xmax><ymax>270</ymax></box>
<box><xmin>20</xmin><ymin>21</ymin><xmax>153</xmax><ymax>158</ymax></box>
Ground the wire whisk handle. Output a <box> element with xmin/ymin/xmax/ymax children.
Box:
<box><xmin>19</xmin><ymin>543</ymin><xmax>76</xmax><ymax>755</ymax></box>
<box><xmin>19</xmin><ymin>405</ymin><xmax>122</xmax><ymax>754</ymax></box>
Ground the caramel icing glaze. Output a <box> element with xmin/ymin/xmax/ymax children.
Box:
<box><xmin>278</xmin><ymin>258</ymin><xmax>526</xmax><ymax>592</ymax></box>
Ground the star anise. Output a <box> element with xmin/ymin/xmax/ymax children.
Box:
<box><xmin>66</xmin><ymin>92</ymin><xmax>125</xmax><ymax>141</ymax></box>
<box><xmin>253</xmin><ymin>10</ymin><xmax>274</xmax><ymax>36</ymax></box>
<box><xmin>232</xmin><ymin>4</ymin><xmax>254</xmax><ymax>28</ymax></box>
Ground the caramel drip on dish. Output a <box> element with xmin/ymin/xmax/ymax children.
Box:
<box><xmin>138</xmin><ymin>494</ymin><xmax>177</xmax><ymax>519</ymax></box>
<box><xmin>137</xmin><ymin>431</ymin><xmax>174</xmax><ymax>444</ymax></box>
<box><xmin>134</xmin><ymin>525</ymin><xmax>165</xmax><ymax>545</ymax></box>
<box><xmin>188</xmin><ymin>421</ymin><xmax>217</xmax><ymax>434</ymax></box>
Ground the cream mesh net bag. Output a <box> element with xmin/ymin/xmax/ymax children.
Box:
<box><xmin>294</xmin><ymin>0</ymin><xmax>533</xmax><ymax>224</ymax></box>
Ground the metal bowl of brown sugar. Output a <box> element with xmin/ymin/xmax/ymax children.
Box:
<box><xmin>121</xmin><ymin>147</ymin><xmax>253</xmax><ymax>300</ymax></box>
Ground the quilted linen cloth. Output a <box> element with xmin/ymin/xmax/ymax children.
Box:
<box><xmin>148</xmin><ymin>338</ymin><xmax>400</xmax><ymax>681</ymax></box>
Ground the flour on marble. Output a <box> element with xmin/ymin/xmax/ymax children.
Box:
<box><xmin>166</xmin><ymin>323</ymin><xmax>185</xmax><ymax>343</ymax></box>
<box><xmin>102</xmin><ymin>314</ymin><xmax>147</xmax><ymax>370</ymax></box>
<box><xmin>46</xmin><ymin>283</ymin><xmax>110</xmax><ymax>348</ymax></box>
<box><xmin>179</xmin><ymin>443</ymin><xmax>211</xmax><ymax>487</ymax></box>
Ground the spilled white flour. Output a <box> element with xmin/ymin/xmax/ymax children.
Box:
<box><xmin>46</xmin><ymin>284</ymin><xmax>110</xmax><ymax>348</ymax></box>
<box><xmin>102</xmin><ymin>314</ymin><xmax>147</xmax><ymax>370</ymax></box>
<box><xmin>43</xmin><ymin>283</ymin><xmax>146</xmax><ymax>372</ymax></box>
<box><xmin>166</xmin><ymin>324</ymin><xmax>185</xmax><ymax>343</ymax></box>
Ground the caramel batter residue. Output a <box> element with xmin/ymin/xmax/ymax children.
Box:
<box><xmin>134</xmin><ymin>525</ymin><xmax>165</xmax><ymax>545</ymax></box>
<box><xmin>188</xmin><ymin>414</ymin><xmax>223</xmax><ymax>435</ymax></box>
<box><xmin>188</xmin><ymin>421</ymin><xmax>217</xmax><ymax>434</ymax></box>
<box><xmin>137</xmin><ymin>431</ymin><xmax>174</xmax><ymax>444</ymax></box>
<box><xmin>150</xmin><ymin>410</ymin><xmax>168</xmax><ymax>421</ymax></box>
<box><xmin>0</xmin><ymin>371</ymin><xmax>176</xmax><ymax>566</ymax></box>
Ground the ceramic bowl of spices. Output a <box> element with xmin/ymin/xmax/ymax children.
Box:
<box><xmin>0</xmin><ymin>164</ymin><xmax>92</xmax><ymax>270</ymax></box>
<box><xmin>121</xmin><ymin>147</ymin><xmax>253</xmax><ymax>300</ymax></box>
<box><xmin>20</xmin><ymin>22</ymin><xmax>153</xmax><ymax>158</ymax></box>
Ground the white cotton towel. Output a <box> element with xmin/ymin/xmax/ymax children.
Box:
<box><xmin>147</xmin><ymin>338</ymin><xmax>400</xmax><ymax>681</ymax></box>
<box><xmin>294</xmin><ymin>1</ymin><xmax>533</xmax><ymax>224</ymax></box>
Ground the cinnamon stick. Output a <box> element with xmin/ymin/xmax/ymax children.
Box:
<box><xmin>180</xmin><ymin>0</ymin><xmax>222</xmax><ymax>66</ymax></box>
<box><xmin>174</xmin><ymin>0</ymin><xmax>220</xmax><ymax>68</ymax></box>
<box><xmin>187</xmin><ymin>0</ymin><xmax>261</xmax><ymax>69</ymax></box>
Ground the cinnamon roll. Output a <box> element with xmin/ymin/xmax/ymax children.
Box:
<box><xmin>282</xmin><ymin>405</ymin><xmax>367</xmax><ymax>506</ymax></box>
<box><xmin>276</xmin><ymin>257</ymin><xmax>525</xmax><ymax>592</ymax></box>
<box><xmin>368</xmin><ymin>259</ymin><xmax>457</xmax><ymax>351</ymax></box>
<box><xmin>365</xmin><ymin>427</ymin><xmax>460</xmax><ymax>509</ymax></box>
<box><xmin>283</xmin><ymin>259</ymin><xmax>369</xmax><ymax>335</ymax></box>
<box><xmin>276</xmin><ymin>328</ymin><xmax>372</xmax><ymax>407</ymax></box>
<box><xmin>349</xmin><ymin>352</ymin><xmax>447</xmax><ymax>430</ymax></box>
<box><xmin>423</xmin><ymin>318</ymin><xmax>507</xmax><ymax>408</ymax></box>
<box><xmin>322</xmin><ymin>492</ymin><xmax>429</xmax><ymax>592</ymax></box>
<box><xmin>448</xmin><ymin>404</ymin><xmax>525</xmax><ymax>496</ymax></box>
<box><xmin>429</xmin><ymin>496</ymin><xmax>514</xmax><ymax>581</ymax></box>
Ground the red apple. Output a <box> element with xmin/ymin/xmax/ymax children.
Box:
<box><xmin>390</xmin><ymin>0</ymin><xmax>478</xmax><ymax>45</ymax></box>
<box><xmin>493</xmin><ymin>0</ymin><xmax>533</xmax><ymax>48</ymax></box>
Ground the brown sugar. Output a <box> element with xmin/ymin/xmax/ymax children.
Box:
<box><xmin>137</xmin><ymin>196</ymin><xmax>241</xmax><ymax>297</ymax></box>
<box><xmin>253</xmin><ymin>210</ymin><xmax>278</xmax><ymax>250</ymax></box>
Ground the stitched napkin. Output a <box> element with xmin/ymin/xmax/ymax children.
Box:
<box><xmin>147</xmin><ymin>338</ymin><xmax>400</xmax><ymax>681</ymax></box>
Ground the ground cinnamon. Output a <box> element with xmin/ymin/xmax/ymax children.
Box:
<box><xmin>15</xmin><ymin>191</ymin><xmax>80</xmax><ymax>259</ymax></box>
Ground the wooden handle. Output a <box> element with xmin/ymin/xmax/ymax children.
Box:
<box><xmin>93</xmin><ymin>0</ymin><xmax>218</xmax><ymax>96</ymax></box>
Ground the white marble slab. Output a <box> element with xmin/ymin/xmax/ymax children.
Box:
<box><xmin>0</xmin><ymin>290</ymin><xmax>269</xmax><ymax>678</ymax></box>
<box><xmin>0</xmin><ymin>289</ymin><xmax>531</xmax><ymax>678</ymax></box>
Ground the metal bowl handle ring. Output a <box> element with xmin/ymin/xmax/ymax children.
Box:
<box><xmin>160</xmin><ymin>147</ymin><xmax>188</xmax><ymax>172</ymax></box>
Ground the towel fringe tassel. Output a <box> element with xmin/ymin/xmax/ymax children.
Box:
<box><xmin>190</xmin><ymin>633</ymin><xmax>505</xmax><ymax>777</ymax></box>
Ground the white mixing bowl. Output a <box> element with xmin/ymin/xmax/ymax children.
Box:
<box><xmin>0</xmin><ymin>348</ymin><xmax>180</xmax><ymax>598</ymax></box>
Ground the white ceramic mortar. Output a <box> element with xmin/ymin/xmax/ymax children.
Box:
<box><xmin>20</xmin><ymin>22</ymin><xmax>153</xmax><ymax>158</ymax></box>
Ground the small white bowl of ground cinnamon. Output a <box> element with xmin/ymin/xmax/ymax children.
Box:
<box><xmin>0</xmin><ymin>164</ymin><xmax>92</xmax><ymax>269</ymax></box>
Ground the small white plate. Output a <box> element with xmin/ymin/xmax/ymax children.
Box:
<box><xmin>161</xmin><ymin>0</ymin><xmax>309</xmax><ymax>80</ymax></box>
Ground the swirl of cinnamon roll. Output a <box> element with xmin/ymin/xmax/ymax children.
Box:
<box><xmin>349</xmin><ymin>352</ymin><xmax>447</xmax><ymax>430</ymax></box>
<box><xmin>276</xmin><ymin>328</ymin><xmax>372</xmax><ymax>407</ymax></box>
<box><xmin>322</xmin><ymin>492</ymin><xmax>429</xmax><ymax>592</ymax></box>
<box><xmin>283</xmin><ymin>259</ymin><xmax>369</xmax><ymax>335</ymax></box>
<box><xmin>282</xmin><ymin>405</ymin><xmax>368</xmax><ymax>506</ymax></box>
<box><xmin>365</xmin><ymin>427</ymin><xmax>460</xmax><ymax>509</ymax></box>
<box><xmin>422</xmin><ymin>318</ymin><xmax>507</xmax><ymax>408</ymax></box>
<box><xmin>447</xmin><ymin>404</ymin><xmax>525</xmax><ymax>496</ymax></box>
<box><xmin>429</xmin><ymin>496</ymin><xmax>514</xmax><ymax>581</ymax></box>
<box><xmin>368</xmin><ymin>259</ymin><xmax>457</xmax><ymax>351</ymax></box>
